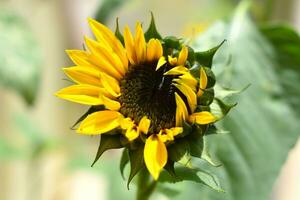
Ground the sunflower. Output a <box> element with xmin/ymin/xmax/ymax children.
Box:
<box><xmin>56</xmin><ymin>17</ymin><xmax>218</xmax><ymax>180</ymax></box>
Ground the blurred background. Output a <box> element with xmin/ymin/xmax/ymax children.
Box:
<box><xmin>0</xmin><ymin>0</ymin><xmax>299</xmax><ymax>200</ymax></box>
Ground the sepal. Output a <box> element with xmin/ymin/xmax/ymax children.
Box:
<box><xmin>144</xmin><ymin>12</ymin><xmax>162</xmax><ymax>41</ymax></box>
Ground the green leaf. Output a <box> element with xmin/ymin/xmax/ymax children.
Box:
<box><xmin>214</xmin><ymin>84</ymin><xmax>250</xmax><ymax>99</ymax></box>
<box><xmin>144</xmin><ymin>12</ymin><xmax>162</xmax><ymax>41</ymax></box>
<box><xmin>160</xmin><ymin>165</ymin><xmax>223</xmax><ymax>192</ymax></box>
<box><xmin>201</xmin><ymin>136</ymin><xmax>222</xmax><ymax>167</ymax></box>
<box><xmin>167</xmin><ymin>139</ymin><xmax>190</xmax><ymax>162</ymax></box>
<box><xmin>115</xmin><ymin>18</ymin><xmax>124</xmax><ymax>45</ymax></box>
<box><xmin>91</xmin><ymin>134</ymin><xmax>123</xmax><ymax>167</ymax></box>
<box><xmin>198</xmin><ymin>88</ymin><xmax>215</xmax><ymax>106</ymax></box>
<box><xmin>260</xmin><ymin>24</ymin><xmax>300</xmax><ymax>117</ymax></box>
<box><xmin>163</xmin><ymin>36</ymin><xmax>181</xmax><ymax>50</ymax></box>
<box><xmin>194</xmin><ymin>40</ymin><xmax>226</xmax><ymax>68</ymax></box>
<box><xmin>210</xmin><ymin>98</ymin><xmax>237</xmax><ymax>120</ymax></box>
<box><xmin>187</xmin><ymin>2</ymin><xmax>300</xmax><ymax>200</ymax></box>
<box><xmin>186</xmin><ymin>130</ymin><xmax>204</xmax><ymax>158</ymax></box>
<box><xmin>0</xmin><ymin>10</ymin><xmax>41</xmax><ymax>105</ymax></box>
<box><xmin>163</xmin><ymin>160</ymin><xmax>178</xmax><ymax>179</ymax></box>
<box><xmin>127</xmin><ymin>143</ymin><xmax>144</xmax><ymax>189</ymax></box>
<box><xmin>120</xmin><ymin>148</ymin><xmax>129</xmax><ymax>179</ymax></box>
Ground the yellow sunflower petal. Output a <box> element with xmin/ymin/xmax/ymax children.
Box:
<box><xmin>174</xmin><ymin>72</ymin><xmax>198</xmax><ymax>91</ymax></box>
<box><xmin>67</xmin><ymin>49</ymin><xmax>122</xmax><ymax>80</ymax></box>
<box><xmin>173</xmin><ymin>82</ymin><xmax>197</xmax><ymax>112</ymax></box>
<box><xmin>120</xmin><ymin>117</ymin><xmax>134</xmax><ymax>129</ymax></box>
<box><xmin>84</xmin><ymin>36</ymin><xmax>125</xmax><ymax>76</ymax></box>
<box><xmin>168</xmin><ymin>56</ymin><xmax>177</xmax><ymax>66</ymax></box>
<box><xmin>189</xmin><ymin>111</ymin><xmax>216</xmax><ymax>125</ymax></box>
<box><xmin>66</xmin><ymin>50</ymin><xmax>95</xmax><ymax>68</ymax></box>
<box><xmin>87</xmin><ymin>18</ymin><xmax>128</xmax><ymax>69</ymax></box>
<box><xmin>157</xmin><ymin>130</ymin><xmax>171</xmax><ymax>143</ymax></box>
<box><xmin>100</xmin><ymin>72</ymin><xmax>120</xmax><ymax>97</ymax></box>
<box><xmin>197</xmin><ymin>67</ymin><xmax>208</xmax><ymax>96</ymax></box>
<box><xmin>78</xmin><ymin>110</ymin><xmax>121</xmax><ymax>134</ymax></box>
<box><xmin>100</xmin><ymin>94</ymin><xmax>121</xmax><ymax>111</ymax></box>
<box><xmin>156</xmin><ymin>56</ymin><xmax>167</xmax><ymax>71</ymax></box>
<box><xmin>164</xmin><ymin>66</ymin><xmax>188</xmax><ymax>76</ymax></box>
<box><xmin>169</xmin><ymin>127</ymin><xmax>183</xmax><ymax>137</ymax></box>
<box><xmin>175</xmin><ymin>92</ymin><xmax>188</xmax><ymax>126</ymax></box>
<box><xmin>177</xmin><ymin>46</ymin><xmax>188</xmax><ymax>65</ymax></box>
<box><xmin>125</xmin><ymin>127</ymin><xmax>139</xmax><ymax>141</ymax></box>
<box><xmin>63</xmin><ymin>66</ymin><xmax>101</xmax><ymax>86</ymax></box>
<box><xmin>55</xmin><ymin>84</ymin><xmax>102</xmax><ymax>105</ymax></box>
<box><xmin>134</xmin><ymin>22</ymin><xmax>146</xmax><ymax>63</ymax></box>
<box><xmin>146</xmin><ymin>39</ymin><xmax>163</xmax><ymax>62</ymax></box>
<box><xmin>124</xmin><ymin>25</ymin><xmax>137</xmax><ymax>65</ymax></box>
<box><xmin>138</xmin><ymin>116</ymin><xmax>151</xmax><ymax>134</ymax></box>
<box><xmin>144</xmin><ymin>135</ymin><xmax>167</xmax><ymax>180</ymax></box>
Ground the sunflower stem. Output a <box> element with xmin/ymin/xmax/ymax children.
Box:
<box><xmin>136</xmin><ymin>168</ymin><xmax>157</xmax><ymax>200</ymax></box>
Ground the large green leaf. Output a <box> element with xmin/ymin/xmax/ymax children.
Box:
<box><xmin>169</xmin><ymin>2</ymin><xmax>300</xmax><ymax>200</ymax></box>
<box><xmin>260</xmin><ymin>24</ymin><xmax>300</xmax><ymax>116</ymax></box>
<box><xmin>0</xmin><ymin>10</ymin><xmax>41</xmax><ymax>105</ymax></box>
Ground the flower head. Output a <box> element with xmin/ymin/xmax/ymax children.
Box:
<box><xmin>56</xmin><ymin>16</ymin><xmax>227</xmax><ymax>181</ymax></box>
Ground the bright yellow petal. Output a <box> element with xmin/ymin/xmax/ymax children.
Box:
<box><xmin>156</xmin><ymin>56</ymin><xmax>166</xmax><ymax>71</ymax></box>
<box><xmin>177</xmin><ymin>46</ymin><xmax>188</xmax><ymax>65</ymax></box>
<box><xmin>173</xmin><ymin>72</ymin><xmax>198</xmax><ymax>91</ymax></box>
<box><xmin>66</xmin><ymin>50</ymin><xmax>95</xmax><ymax>68</ymax></box>
<box><xmin>55</xmin><ymin>84</ymin><xmax>102</xmax><ymax>105</ymax></box>
<box><xmin>168</xmin><ymin>56</ymin><xmax>177</xmax><ymax>66</ymax></box>
<box><xmin>78</xmin><ymin>110</ymin><xmax>121</xmax><ymax>134</ymax></box>
<box><xmin>138</xmin><ymin>116</ymin><xmax>151</xmax><ymax>134</ymax></box>
<box><xmin>63</xmin><ymin>66</ymin><xmax>101</xmax><ymax>86</ymax></box>
<box><xmin>197</xmin><ymin>67</ymin><xmax>208</xmax><ymax>96</ymax></box>
<box><xmin>100</xmin><ymin>94</ymin><xmax>121</xmax><ymax>111</ymax></box>
<box><xmin>84</xmin><ymin>36</ymin><xmax>125</xmax><ymax>76</ymax></box>
<box><xmin>120</xmin><ymin>117</ymin><xmax>134</xmax><ymax>129</ymax></box>
<box><xmin>87</xmin><ymin>18</ymin><xmax>128</xmax><ymax>70</ymax></box>
<box><xmin>164</xmin><ymin>66</ymin><xmax>188</xmax><ymax>76</ymax></box>
<box><xmin>144</xmin><ymin>135</ymin><xmax>167</xmax><ymax>180</ymax></box>
<box><xmin>173</xmin><ymin>82</ymin><xmax>197</xmax><ymax>112</ymax></box>
<box><xmin>189</xmin><ymin>111</ymin><xmax>216</xmax><ymax>125</ymax></box>
<box><xmin>100</xmin><ymin>72</ymin><xmax>120</xmax><ymax>97</ymax></box>
<box><xmin>124</xmin><ymin>25</ymin><xmax>137</xmax><ymax>65</ymax></box>
<box><xmin>125</xmin><ymin>127</ymin><xmax>139</xmax><ymax>141</ymax></box>
<box><xmin>66</xmin><ymin>49</ymin><xmax>122</xmax><ymax>80</ymax></box>
<box><xmin>146</xmin><ymin>39</ymin><xmax>163</xmax><ymax>62</ymax></box>
<box><xmin>146</xmin><ymin>39</ymin><xmax>156</xmax><ymax>62</ymax></box>
<box><xmin>169</xmin><ymin>127</ymin><xmax>183</xmax><ymax>137</ymax></box>
<box><xmin>175</xmin><ymin>92</ymin><xmax>188</xmax><ymax>126</ymax></box>
<box><xmin>134</xmin><ymin>22</ymin><xmax>146</xmax><ymax>63</ymax></box>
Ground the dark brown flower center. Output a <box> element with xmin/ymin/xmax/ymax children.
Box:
<box><xmin>119</xmin><ymin>62</ymin><xmax>177</xmax><ymax>133</ymax></box>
